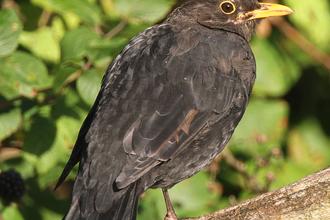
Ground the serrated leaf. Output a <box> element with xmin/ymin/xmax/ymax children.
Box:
<box><xmin>0</xmin><ymin>108</ymin><xmax>22</xmax><ymax>141</ymax></box>
<box><xmin>31</xmin><ymin>0</ymin><xmax>102</xmax><ymax>25</ymax></box>
<box><xmin>251</xmin><ymin>38</ymin><xmax>301</xmax><ymax>97</ymax></box>
<box><xmin>114</xmin><ymin>0</ymin><xmax>175</xmax><ymax>23</ymax></box>
<box><xmin>0</xmin><ymin>51</ymin><xmax>52</xmax><ymax>99</ymax></box>
<box><xmin>0</xmin><ymin>9</ymin><xmax>22</xmax><ymax>57</ymax></box>
<box><xmin>76</xmin><ymin>69</ymin><xmax>103</xmax><ymax>106</ymax></box>
<box><xmin>19</xmin><ymin>27</ymin><xmax>61</xmax><ymax>63</ymax></box>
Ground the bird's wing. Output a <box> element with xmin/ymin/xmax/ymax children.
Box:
<box><xmin>112</xmin><ymin>25</ymin><xmax>256</xmax><ymax>189</ymax></box>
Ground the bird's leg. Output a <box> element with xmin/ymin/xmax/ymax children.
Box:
<box><xmin>162</xmin><ymin>188</ymin><xmax>178</xmax><ymax>220</ymax></box>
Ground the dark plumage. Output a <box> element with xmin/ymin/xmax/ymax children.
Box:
<box><xmin>56</xmin><ymin>0</ymin><xmax>293</xmax><ymax>219</ymax></box>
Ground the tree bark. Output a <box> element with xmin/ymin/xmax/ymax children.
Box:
<box><xmin>186</xmin><ymin>166</ymin><xmax>330</xmax><ymax>220</ymax></box>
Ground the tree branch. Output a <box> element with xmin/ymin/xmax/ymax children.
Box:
<box><xmin>105</xmin><ymin>19</ymin><xmax>128</xmax><ymax>39</ymax></box>
<box><xmin>184</xmin><ymin>166</ymin><xmax>330</xmax><ymax>220</ymax></box>
<box><xmin>270</xmin><ymin>17</ymin><xmax>330</xmax><ymax>72</ymax></box>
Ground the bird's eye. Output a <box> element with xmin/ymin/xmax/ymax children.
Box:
<box><xmin>220</xmin><ymin>1</ymin><xmax>236</xmax><ymax>14</ymax></box>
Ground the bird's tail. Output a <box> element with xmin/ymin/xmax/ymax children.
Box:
<box><xmin>64</xmin><ymin>180</ymin><xmax>143</xmax><ymax>220</ymax></box>
<box><xmin>110</xmin><ymin>181</ymin><xmax>142</xmax><ymax>220</ymax></box>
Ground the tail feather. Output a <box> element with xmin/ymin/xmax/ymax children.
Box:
<box><xmin>99</xmin><ymin>181</ymin><xmax>142</xmax><ymax>220</ymax></box>
<box><xmin>64</xmin><ymin>180</ymin><xmax>143</xmax><ymax>220</ymax></box>
<box><xmin>116</xmin><ymin>182</ymin><xmax>141</xmax><ymax>220</ymax></box>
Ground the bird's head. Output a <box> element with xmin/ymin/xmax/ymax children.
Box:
<box><xmin>167</xmin><ymin>0</ymin><xmax>294</xmax><ymax>41</ymax></box>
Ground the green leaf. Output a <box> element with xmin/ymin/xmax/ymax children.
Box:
<box><xmin>251</xmin><ymin>38</ymin><xmax>301</xmax><ymax>97</ymax></box>
<box><xmin>62</xmin><ymin>12</ymin><xmax>81</xmax><ymax>29</ymax></box>
<box><xmin>287</xmin><ymin>118</ymin><xmax>330</xmax><ymax>170</ymax></box>
<box><xmin>36</xmin><ymin>113</ymin><xmax>86</xmax><ymax>186</ymax></box>
<box><xmin>170</xmin><ymin>171</ymin><xmax>219</xmax><ymax>218</ymax></box>
<box><xmin>19</xmin><ymin>27</ymin><xmax>61</xmax><ymax>63</ymax></box>
<box><xmin>138</xmin><ymin>188</ymin><xmax>164</xmax><ymax>220</ymax></box>
<box><xmin>114</xmin><ymin>0</ymin><xmax>175</xmax><ymax>23</ymax></box>
<box><xmin>2</xmin><ymin>206</ymin><xmax>24</xmax><ymax>220</ymax></box>
<box><xmin>60</xmin><ymin>27</ymin><xmax>99</xmax><ymax>61</ymax></box>
<box><xmin>23</xmin><ymin>116</ymin><xmax>56</xmax><ymax>156</ymax></box>
<box><xmin>31</xmin><ymin>0</ymin><xmax>102</xmax><ymax>25</ymax></box>
<box><xmin>88</xmin><ymin>36</ymin><xmax>126</xmax><ymax>62</ymax></box>
<box><xmin>53</xmin><ymin>66</ymin><xmax>81</xmax><ymax>93</ymax></box>
<box><xmin>0</xmin><ymin>108</ymin><xmax>22</xmax><ymax>141</ymax></box>
<box><xmin>0</xmin><ymin>9</ymin><xmax>22</xmax><ymax>57</ymax></box>
<box><xmin>76</xmin><ymin>69</ymin><xmax>103</xmax><ymax>106</ymax></box>
<box><xmin>38</xmin><ymin>165</ymin><xmax>67</xmax><ymax>189</ymax></box>
<box><xmin>284</xmin><ymin>0</ymin><xmax>330</xmax><ymax>50</ymax></box>
<box><xmin>61</xmin><ymin>27</ymin><xmax>129</xmax><ymax>63</ymax></box>
<box><xmin>0</xmin><ymin>51</ymin><xmax>52</xmax><ymax>99</ymax></box>
<box><xmin>231</xmin><ymin>98</ymin><xmax>289</xmax><ymax>154</ymax></box>
<box><xmin>270</xmin><ymin>160</ymin><xmax>316</xmax><ymax>190</ymax></box>
<box><xmin>51</xmin><ymin>16</ymin><xmax>66</xmax><ymax>41</ymax></box>
<box><xmin>4</xmin><ymin>157</ymin><xmax>35</xmax><ymax>179</ymax></box>
<box><xmin>20</xmin><ymin>178</ymin><xmax>70</xmax><ymax>220</ymax></box>
<box><xmin>138</xmin><ymin>171</ymin><xmax>219</xmax><ymax>220</ymax></box>
<box><xmin>30</xmin><ymin>89</ymin><xmax>88</xmax><ymax>184</ymax></box>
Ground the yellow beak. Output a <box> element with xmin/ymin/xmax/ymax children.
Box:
<box><xmin>237</xmin><ymin>3</ymin><xmax>294</xmax><ymax>20</ymax></box>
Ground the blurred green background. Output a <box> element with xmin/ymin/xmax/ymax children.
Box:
<box><xmin>0</xmin><ymin>0</ymin><xmax>330</xmax><ymax>219</ymax></box>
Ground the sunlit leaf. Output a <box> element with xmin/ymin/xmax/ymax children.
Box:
<box><xmin>0</xmin><ymin>9</ymin><xmax>22</xmax><ymax>57</ymax></box>
<box><xmin>0</xmin><ymin>51</ymin><xmax>52</xmax><ymax>99</ymax></box>
<box><xmin>114</xmin><ymin>0</ymin><xmax>175</xmax><ymax>23</ymax></box>
<box><xmin>2</xmin><ymin>206</ymin><xmax>24</xmax><ymax>220</ymax></box>
<box><xmin>284</xmin><ymin>0</ymin><xmax>330</xmax><ymax>50</ymax></box>
<box><xmin>0</xmin><ymin>108</ymin><xmax>22</xmax><ymax>141</ymax></box>
<box><xmin>20</xmin><ymin>27</ymin><xmax>61</xmax><ymax>63</ymax></box>
<box><xmin>31</xmin><ymin>0</ymin><xmax>102</xmax><ymax>25</ymax></box>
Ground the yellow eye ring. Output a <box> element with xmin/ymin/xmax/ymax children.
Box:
<box><xmin>220</xmin><ymin>1</ymin><xmax>236</xmax><ymax>14</ymax></box>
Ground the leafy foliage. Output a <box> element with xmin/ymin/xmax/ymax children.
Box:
<box><xmin>0</xmin><ymin>0</ymin><xmax>329</xmax><ymax>219</ymax></box>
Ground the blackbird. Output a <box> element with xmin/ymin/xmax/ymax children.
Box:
<box><xmin>56</xmin><ymin>0</ymin><xmax>293</xmax><ymax>219</ymax></box>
